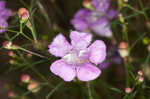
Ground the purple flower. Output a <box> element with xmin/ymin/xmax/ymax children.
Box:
<box><xmin>0</xmin><ymin>1</ymin><xmax>11</xmax><ymax>33</ymax></box>
<box><xmin>48</xmin><ymin>31</ymin><xmax>106</xmax><ymax>82</ymax></box>
<box><xmin>71</xmin><ymin>18</ymin><xmax>89</xmax><ymax>31</ymax></box>
<box><xmin>0</xmin><ymin>18</ymin><xmax>8</xmax><ymax>33</ymax></box>
<box><xmin>0</xmin><ymin>1</ymin><xmax>5</xmax><ymax>9</ymax></box>
<box><xmin>0</xmin><ymin>8</ymin><xmax>11</xmax><ymax>20</ymax></box>
<box><xmin>100</xmin><ymin>45</ymin><xmax>122</xmax><ymax>69</ymax></box>
<box><xmin>71</xmin><ymin>0</ymin><xmax>117</xmax><ymax>37</ymax></box>
<box><xmin>71</xmin><ymin>9</ymin><xmax>90</xmax><ymax>31</ymax></box>
<box><xmin>0</xmin><ymin>1</ymin><xmax>11</xmax><ymax>20</ymax></box>
<box><xmin>89</xmin><ymin>17</ymin><xmax>113</xmax><ymax>37</ymax></box>
<box><xmin>92</xmin><ymin>0</ymin><xmax>110</xmax><ymax>13</ymax></box>
<box><xmin>107</xmin><ymin>9</ymin><xmax>117</xmax><ymax>19</ymax></box>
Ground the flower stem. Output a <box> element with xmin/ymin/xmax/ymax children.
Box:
<box><xmin>20</xmin><ymin>22</ymin><xmax>23</xmax><ymax>33</ymax></box>
<box><xmin>124</xmin><ymin>58</ymin><xmax>130</xmax><ymax>86</ymax></box>
<box><xmin>29</xmin><ymin>4</ymin><xmax>38</xmax><ymax>43</ymax></box>
<box><xmin>138</xmin><ymin>0</ymin><xmax>149</xmax><ymax>21</ymax></box>
<box><xmin>87</xmin><ymin>82</ymin><xmax>93</xmax><ymax>99</ymax></box>
<box><xmin>7</xmin><ymin>23</ymin><xmax>33</xmax><ymax>42</ymax></box>
<box><xmin>30</xmin><ymin>27</ymin><xmax>38</xmax><ymax>43</ymax></box>
<box><xmin>18</xmin><ymin>46</ymin><xmax>48</xmax><ymax>59</ymax></box>
<box><xmin>37</xmin><ymin>1</ymin><xmax>53</xmax><ymax>32</ymax></box>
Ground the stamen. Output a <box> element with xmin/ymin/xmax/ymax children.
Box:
<box><xmin>63</xmin><ymin>50</ymin><xmax>88</xmax><ymax>65</ymax></box>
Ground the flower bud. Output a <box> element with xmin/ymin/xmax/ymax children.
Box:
<box><xmin>125</xmin><ymin>87</ymin><xmax>131</xmax><ymax>93</ymax></box>
<box><xmin>3</xmin><ymin>41</ymin><xmax>12</xmax><ymax>49</ymax></box>
<box><xmin>118</xmin><ymin>42</ymin><xmax>129</xmax><ymax>58</ymax></box>
<box><xmin>138</xmin><ymin>76</ymin><xmax>144</xmax><ymax>83</ymax></box>
<box><xmin>9</xmin><ymin>59</ymin><xmax>16</xmax><ymax>64</ymax></box>
<box><xmin>118</xmin><ymin>14</ymin><xmax>125</xmax><ymax>23</ymax></box>
<box><xmin>8</xmin><ymin>51</ymin><xmax>16</xmax><ymax>57</ymax></box>
<box><xmin>27</xmin><ymin>81</ymin><xmax>40</xmax><ymax>93</ymax></box>
<box><xmin>8</xmin><ymin>91</ymin><xmax>16</xmax><ymax>98</ymax></box>
<box><xmin>143</xmin><ymin>37</ymin><xmax>149</xmax><ymax>45</ymax></box>
<box><xmin>3</xmin><ymin>41</ymin><xmax>18</xmax><ymax>50</ymax></box>
<box><xmin>137</xmin><ymin>70</ymin><xmax>143</xmax><ymax>76</ymax></box>
<box><xmin>21</xmin><ymin>74</ymin><xmax>31</xmax><ymax>83</ymax></box>
<box><xmin>18</xmin><ymin>8</ymin><xmax>29</xmax><ymax>22</ymax></box>
<box><xmin>124</xmin><ymin>0</ymin><xmax>128</xmax><ymax>3</ymax></box>
<box><xmin>83</xmin><ymin>0</ymin><xmax>94</xmax><ymax>10</ymax></box>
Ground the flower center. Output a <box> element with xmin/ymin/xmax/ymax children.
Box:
<box><xmin>87</xmin><ymin>12</ymin><xmax>100</xmax><ymax>24</ymax></box>
<box><xmin>63</xmin><ymin>49</ymin><xmax>89</xmax><ymax>65</ymax></box>
<box><xmin>92</xmin><ymin>12</ymin><xmax>99</xmax><ymax>21</ymax></box>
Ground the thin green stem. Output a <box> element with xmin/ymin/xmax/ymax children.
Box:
<box><xmin>87</xmin><ymin>82</ymin><xmax>93</xmax><ymax>99</ymax></box>
<box><xmin>143</xmin><ymin>52</ymin><xmax>150</xmax><ymax>72</ymax></box>
<box><xmin>21</xmin><ymin>33</ymin><xmax>34</xmax><ymax>42</ymax></box>
<box><xmin>129</xmin><ymin>33</ymin><xmax>145</xmax><ymax>53</ymax></box>
<box><xmin>30</xmin><ymin>27</ymin><xmax>38</xmax><ymax>43</ymax></box>
<box><xmin>46</xmin><ymin>81</ymin><xmax>64</xmax><ymax>99</ymax></box>
<box><xmin>29</xmin><ymin>5</ymin><xmax>38</xmax><ymax>43</ymax></box>
<box><xmin>123</xmin><ymin>24</ymin><xmax>128</xmax><ymax>42</ymax></box>
<box><xmin>138</xmin><ymin>0</ymin><xmax>149</xmax><ymax>20</ymax></box>
<box><xmin>126</xmin><ymin>4</ymin><xmax>143</xmax><ymax>14</ymax></box>
<box><xmin>124</xmin><ymin>59</ymin><xmax>130</xmax><ymax>86</ymax></box>
<box><xmin>19</xmin><ymin>22</ymin><xmax>33</xmax><ymax>42</ymax></box>
<box><xmin>37</xmin><ymin>1</ymin><xmax>53</xmax><ymax>32</ymax></box>
<box><xmin>10</xmin><ymin>33</ymin><xmax>19</xmax><ymax>41</ymax></box>
<box><xmin>29</xmin><ymin>67</ymin><xmax>54</xmax><ymax>88</ymax></box>
<box><xmin>4</xmin><ymin>33</ymin><xmax>11</xmax><ymax>40</ymax></box>
<box><xmin>20</xmin><ymin>22</ymin><xmax>23</xmax><ymax>33</ymax></box>
<box><xmin>5</xmin><ymin>28</ymin><xmax>33</xmax><ymax>42</ymax></box>
<box><xmin>18</xmin><ymin>46</ymin><xmax>48</xmax><ymax>59</ymax></box>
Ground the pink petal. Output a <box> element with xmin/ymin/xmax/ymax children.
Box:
<box><xmin>77</xmin><ymin>63</ymin><xmax>101</xmax><ymax>81</ymax></box>
<box><xmin>88</xmin><ymin>40</ymin><xmax>106</xmax><ymax>65</ymax></box>
<box><xmin>48</xmin><ymin>34</ymin><xmax>72</xmax><ymax>57</ymax></box>
<box><xmin>90</xmin><ymin>18</ymin><xmax>113</xmax><ymax>37</ymax></box>
<box><xmin>70</xmin><ymin>31</ymin><xmax>92</xmax><ymax>50</ymax></box>
<box><xmin>50</xmin><ymin>59</ymin><xmax>76</xmax><ymax>82</ymax></box>
<box><xmin>71</xmin><ymin>18</ymin><xmax>88</xmax><ymax>31</ymax></box>
<box><xmin>74</xmin><ymin>9</ymin><xmax>90</xmax><ymax>18</ymax></box>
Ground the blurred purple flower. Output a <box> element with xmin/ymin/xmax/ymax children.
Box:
<box><xmin>92</xmin><ymin>0</ymin><xmax>110</xmax><ymax>13</ymax></box>
<box><xmin>0</xmin><ymin>1</ymin><xmax>11</xmax><ymax>33</ymax></box>
<box><xmin>89</xmin><ymin>16</ymin><xmax>113</xmax><ymax>37</ymax></box>
<box><xmin>99</xmin><ymin>45</ymin><xmax>122</xmax><ymax>69</ymax></box>
<box><xmin>71</xmin><ymin>0</ymin><xmax>117</xmax><ymax>37</ymax></box>
<box><xmin>0</xmin><ymin>1</ymin><xmax>5</xmax><ymax>9</ymax></box>
<box><xmin>48</xmin><ymin>31</ymin><xmax>107</xmax><ymax>82</ymax></box>
<box><xmin>71</xmin><ymin>9</ymin><xmax>90</xmax><ymax>31</ymax></box>
<box><xmin>0</xmin><ymin>18</ymin><xmax>8</xmax><ymax>33</ymax></box>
